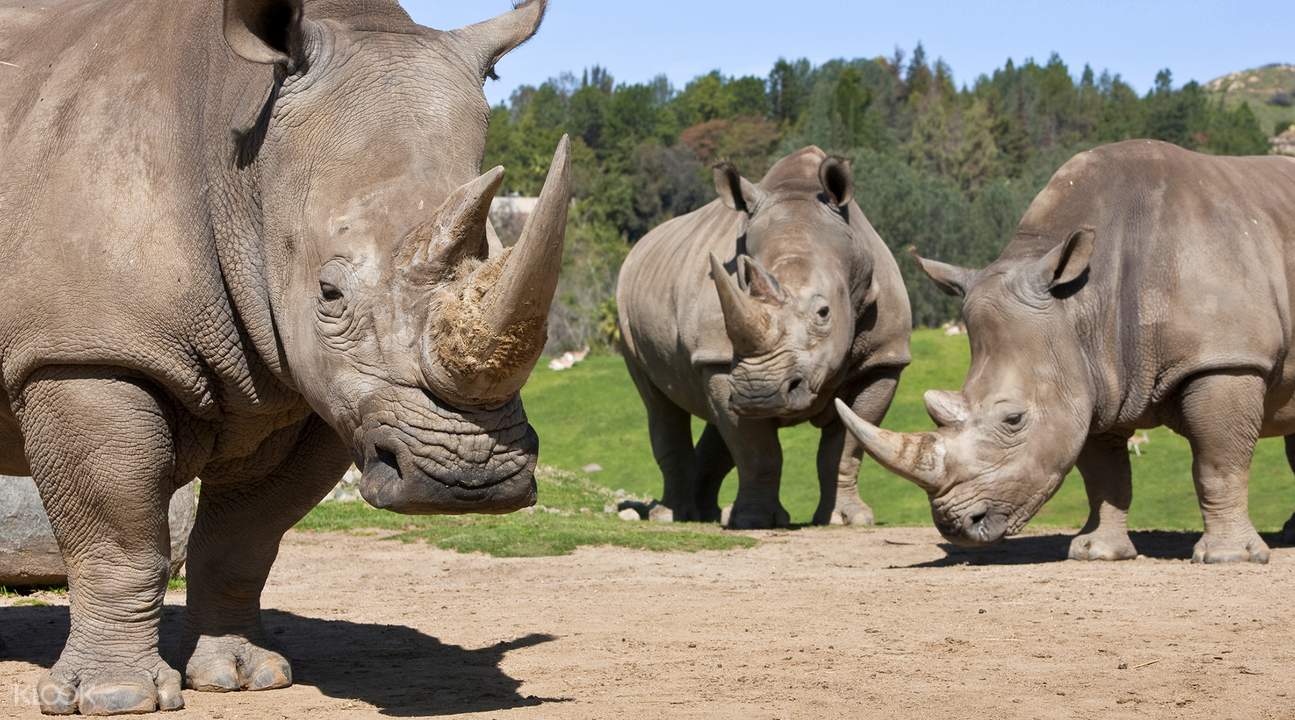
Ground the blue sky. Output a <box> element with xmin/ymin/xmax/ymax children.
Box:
<box><xmin>401</xmin><ymin>2</ymin><xmax>1285</xmax><ymax>106</ymax></box>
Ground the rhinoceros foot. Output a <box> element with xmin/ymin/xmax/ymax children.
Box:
<box><xmin>1281</xmin><ymin>513</ymin><xmax>1295</xmax><ymax>545</ymax></box>
<box><xmin>185</xmin><ymin>635</ymin><xmax>292</xmax><ymax>693</ymax></box>
<box><xmin>1068</xmin><ymin>530</ymin><xmax>1137</xmax><ymax>561</ymax></box>
<box><xmin>38</xmin><ymin>656</ymin><xmax>183</xmax><ymax>715</ymax></box>
<box><xmin>813</xmin><ymin>494</ymin><xmax>875</xmax><ymax>527</ymax></box>
<box><xmin>653</xmin><ymin>500</ymin><xmax>722</xmax><ymax>524</ymax></box>
<box><xmin>1192</xmin><ymin>529</ymin><xmax>1270</xmax><ymax>564</ymax></box>
<box><xmin>726</xmin><ymin>501</ymin><xmax>791</xmax><ymax>530</ymax></box>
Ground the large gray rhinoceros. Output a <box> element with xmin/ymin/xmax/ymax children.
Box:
<box><xmin>618</xmin><ymin>147</ymin><xmax>912</xmax><ymax>529</ymax></box>
<box><xmin>837</xmin><ymin>139</ymin><xmax>1295</xmax><ymax>564</ymax></box>
<box><xmin>0</xmin><ymin>0</ymin><xmax>568</xmax><ymax>715</ymax></box>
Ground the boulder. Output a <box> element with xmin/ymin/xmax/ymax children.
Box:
<box><xmin>0</xmin><ymin>476</ymin><xmax>197</xmax><ymax>586</ymax></box>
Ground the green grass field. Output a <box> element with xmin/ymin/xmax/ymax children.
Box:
<box><xmin>521</xmin><ymin>328</ymin><xmax>1295</xmax><ymax>532</ymax></box>
<box><xmin>300</xmin><ymin>327</ymin><xmax>1295</xmax><ymax>557</ymax></box>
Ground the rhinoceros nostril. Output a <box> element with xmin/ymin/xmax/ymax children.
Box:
<box><xmin>787</xmin><ymin>377</ymin><xmax>803</xmax><ymax>394</ymax></box>
<box><xmin>372</xmin><ymin>445</ymin><xmax>402</xmax><ymax>481</ymax></box>
<box><xmin>969</xmin><ymin>509</ymin><xmax>988</xmax><ymax>528</ymax></box>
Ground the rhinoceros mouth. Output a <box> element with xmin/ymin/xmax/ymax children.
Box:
<box><xmin>353</xmin><ymin>390</ymin><xmax>539</xmax><ymax>515</ymax></box>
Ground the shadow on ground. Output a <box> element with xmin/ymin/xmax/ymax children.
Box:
<box><xmin>903</xmin><ymin>530</ymin><xmax>1291</xmax><ymax>567</ymax></box>
<box><xmin>0</xmin><ymin>604</ymin><xmax>564</xmax><ymax>717</ymax></box>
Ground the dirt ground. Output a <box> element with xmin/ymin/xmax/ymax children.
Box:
<box><xmin>2</xmin><ymin>527</ymin><xmax>1294</xmax><ymax>720</ymax></box>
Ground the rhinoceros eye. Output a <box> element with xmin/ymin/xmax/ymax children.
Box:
<box><xmin>1004</xmin><ymin>412</ymin><xmax>1025</xmax><ymax>430</ymax></box>
<box><xmin>317</xmin><ymin>261</ymin><xmax>353</xmax><ymax>319</ymax></box>
<box><xmin>320</xmin><ymin>281</ymin><xmax>344</xmax><ymax>303</ymax></box>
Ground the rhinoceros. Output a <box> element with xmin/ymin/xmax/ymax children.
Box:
<box><xmin>836</xmin><ymin>139</ymin><xmax>1295</xmax><ymax>564</ymax></box>
<box><xmin>617</xmin><ymin>147</ymin><xmax>912</xmax><ymax>529</ymax></box>
<box><xmin>0</xmin><ymin>0</ymin><xmax>568</xmax><ymax>714</ymax></box>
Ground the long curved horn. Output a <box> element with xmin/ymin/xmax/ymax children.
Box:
<box><xmin>709</xmin><ymin>253</ymin><xmax>775</xmax><ymax>356</ymax></box>
<box><xmin>447</xmin><ymin>0</ymin><xmax>547</xmax><ymax>81</ymax></box>
<box><xmin>835</xmin><ymin>399</ymin><xmax>949</xmax><ymax>494</ymax></box>
<box><xmin>427</xmin><ymin>135</ymin><xmax>570</xmax><ymax>402</ymax></box>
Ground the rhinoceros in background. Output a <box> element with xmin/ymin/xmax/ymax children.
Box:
<box><xmin>618</xmin><ymin>147</ymin><xmax>912</xmax><ymax>529</ymax></box>
<box><xmin>837</xmin><ymin>139</ymin><xmax>1295</xmax><ymax>564</ymax></box>
<box><xmin>0</xmin><ymin>0</ymin><xmax>568</xmax><ymax>714</ymax></box>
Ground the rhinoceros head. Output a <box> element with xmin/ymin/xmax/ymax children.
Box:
<box><xmin>836</xmin><ymin>229</ymin><xmax>1098</xmax><ymax>545</ymax></box>
<box><xmin>707</xmin><ymin>154</ymin><xmax>863</xmax><ymax>418</ymax></box>
<box><xmin>221</xmin><ymin>0</ymin><xmax>568</xmax><ymax>514</ymax></box>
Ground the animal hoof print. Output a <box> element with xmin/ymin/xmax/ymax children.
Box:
<box><xmin>1193</xmin><ymin>534</ymin><xmax>1270</xmax><ymax>564</ymax></box>
<box><xmin>1068</xmin><ymin>533</ymin><xmax>1137</xmax><ymax>561</ymax></box>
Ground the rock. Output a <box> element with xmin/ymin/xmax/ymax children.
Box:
<box><xmin>648</xmin><ymin>503</ymin><xmax>674</xmax><ymax>523</ymax></box>
<box><xmin>617</xmin><ymin>508</ymin><xmax>641</xmax><ymax>522</ymax></box>
<box><xmin>720</xmin><ymin>504</ymin><xmax>734</xmax><ymax>526</ymax></box>
<box><xmin>616</xmin><ymin>500</ymin><xmax>650</xmax><ymax>519</ymax></box>
<box><xmin>0</xmin><ymin>476</ymin><xmax>198</xmax><ymax>586</ymax></box>
<box><xmin>582</xmin><ymin>463</ymin><xmax>603</xmax><ymax>474</ymax></box>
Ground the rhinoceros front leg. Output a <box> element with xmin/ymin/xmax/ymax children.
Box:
<box><xmin>1176</xmin><ymin>372</ymin><xmax>1270</xmax><ymax>564</ymax></box>
<box><xmin>183</xmin><ymin>416</ymin><xmax>349</xmax><ymax>693</ymax></box>
<box><xmin>812</xmin><ymin>370</ymin><xmax>900</xmax><ymax>527</ymax></box>
<box><xmin>1068</xmin><ymin>433</ymin><xmax>1137</xmax><ymax>561</ymax></box>
<box><xmin>705</xmin><ymin>372</ymin><xmax>788</xmax><ymax>529</ymax></box>
<box><xmin>18</xmin><ymin>368</ymin><xmax>189</xmax><ymax>715</ymax></box>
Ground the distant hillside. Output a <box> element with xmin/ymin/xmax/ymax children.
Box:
<box><xmin>1205</xmin><ymin>63</ymin><xmax>1295</xmax><ymax>137</ymax></box>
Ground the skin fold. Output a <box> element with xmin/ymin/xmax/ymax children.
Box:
<box><xmin>618</xmin><ymin>147</ymin><xmax>912</xmax><ymax>530</ymax></box>
<box><xmin>837</xmin><ymin>139</ymin><xmax>1295</xmax><ymax>564</ymax></box>
<box><xmin>0</xmin><ymin>0</ymin><xmax>569</xmax><ymax>714</ymax></box>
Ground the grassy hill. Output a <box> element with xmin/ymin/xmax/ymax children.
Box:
<box><xmin>1205</xmin><ymin>63</ymin><xmax>1295</xmax><ymax>137</ymax></box>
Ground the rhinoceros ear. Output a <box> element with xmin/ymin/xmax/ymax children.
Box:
<box><xmin>1036</xmin><ymin>227</ymin><xmax>1095</xmax><ymax>292</ymax></box>
<box><xmin>818</xmin><ymin>156</ymin><xmax>854</xmax><ymax>208</ymax></box>
<box><xmin>223</xmin><ymin>0</ymin><xmax>306</xmax><ymax>67</ymax></box>
<box><xmin>910</xmin><ymin>248</ymin><xmax>976</xmax><ymax>298</ymax></box>
<box><xmin>714</xmin><ymin>163</ymin><xmax>763</xmax><ymax>215</ymax></box>
<box><xmin>449</xmin><ymin>0</ymin><xmax>548</xmax><ymax>83</ymax></box>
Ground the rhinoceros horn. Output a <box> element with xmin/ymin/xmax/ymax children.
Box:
<box><xmin>835</xmin><ymin>399</ymin><xmax>950</xmax><ymax>494</ymax></box>
<box><xmin>419</xmin><ymin>136</ymin><xmax>571</xmax><ymax>402</ymax></box>
<box><xmin>397</xmin><ymin>166</ymin><xmax>505</xmax><ymax>277</ymax></box>
<box><xmin>709</xmin><ymin>253</ymin><xmax>781</xmax><ymax>356</ymax></box>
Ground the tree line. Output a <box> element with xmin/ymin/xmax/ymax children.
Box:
<box><xmin>483</xmin><ymin>48</ymin><xmax>1271</xmax><ymax>347</ymax></box>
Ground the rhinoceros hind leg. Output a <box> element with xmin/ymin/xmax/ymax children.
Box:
<box><xmin>1068</xmin><ymin>433</ymin><xmax>1137</xmax><ymax>561</ymax></box>
<box><xmin>1176</xmin><ymin>372</ymin><xmax>1269</xmax><ymax>564</ymax></box>
<box><xmin>18</xmin><ymin>368</ymin><xmax>190</xmax><ymax>715</ymax></box>
<box><xmin>693</xmin><ymin>423</ymin><xmax>734</xmax><ymax>523</ymax></box>
<box><xmin>183</xmin><ymin>416</ymin><xmax>350</xmax><ymax>693</ymax></box>
<box><xmin>1280</xmin><ymin>437</ymin><xmax>1295</xmax><ymax>545</ymax></box>
<box><xmin>624</xmin><ymin>361</ymin><xmax>703</xmax><ymax>521</ymax></box>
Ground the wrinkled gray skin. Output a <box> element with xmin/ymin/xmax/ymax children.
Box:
<box><xmin>0</xmin><ymin>0</ymin><xmax>570</xmax><ymax>714</ymax></box>
<box><xmin>838</xmin><ymin>139</ymin><xmax>1295</xmax><ymax>564</ymax></box>
<box><xmin>618</xmin><ymin>147</ymin><xmax>912</xmax><ymax>529</ymax></box>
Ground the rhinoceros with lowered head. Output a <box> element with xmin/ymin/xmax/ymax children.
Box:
<box><xmin>0</xmin><ymin>0</ymin><xmax>568</xmax><ymax>714</ymax></box>
<box><xmin>837</xmin><ymin>139</ymin><xmax>1295</xmax><ymax>564</ymax></box>
<box><xmin>618</xmin><ymin>147</ymin><xmax>912</xmax><ymax>529</ymax></box>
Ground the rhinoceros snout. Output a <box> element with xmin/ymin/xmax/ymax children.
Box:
<box><xmin>353</xmin><ymin>391</ymin><xmax>539</xmax><ymax>515</ymax></box>
<box><xmin>934</xmin><ymin>500</ymin><xmax>1008</xmax><ymax>548</ymax></box>
<box><xmin>729</xmin><ymin>374</ymin><xmax>813</xmax><ymax>418</ymax></box>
